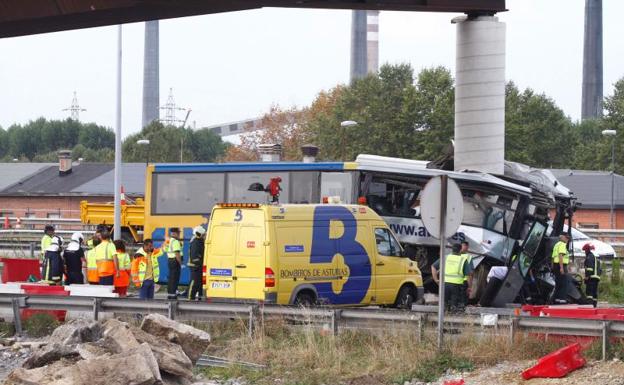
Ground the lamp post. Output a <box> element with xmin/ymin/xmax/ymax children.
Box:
<box><xmin>137</xmin><ymin>139</ymin><xmax>150</xmax><ymax>167</ymax></box>
<box><xmin>602</xmin><ymin>129</ymin><xmax>617</xmax><ymax>228</ymax></box>
<box><xmin>339</xmin><ymin>120</ymin><xmax>358</xmax><ymax>161</ymax></box>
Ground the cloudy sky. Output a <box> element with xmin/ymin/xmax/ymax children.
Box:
<box><xmin>0</xmin><ymin>0</ymin><xmax>622</xmax><ymax>138</ymax></box>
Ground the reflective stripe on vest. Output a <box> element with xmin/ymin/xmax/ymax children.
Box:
<box><xmin>589</xmin><ymin>254</ymin><xmax>601</xmax><ymax>280</ymax></box>
<box><xmin>95</xmin><ymin>241</ymin><xmax>116</xmax><ymax>277</ymax></box>
<box><xmin>41</xmin><ymin>235</ymin><xmax>53</xmax><ymax>259</ymax></box>
<box><xmin>167</xmin><ymin>238</ymin><xmax>181</xmax><ymax>259</ymax></box>
<box><xmin>445</xmin><ymin>253</ymin><xmax>467</xmax><ymax>285</ymax></box>
<box><xmin>132</xmin><ymin>255</ymin><xmax>160</xmax><ymax>286</ymax></box>
<box><xmin>551</xmin><ymin>241</ymin><xmax>569</xmax><ymax>265</ymax></box>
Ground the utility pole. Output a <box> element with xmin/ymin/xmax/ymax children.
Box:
<box><xmin>113</xmin><ymin>25</ymin><xmax>123</xmax><ymax>241</ymax></box>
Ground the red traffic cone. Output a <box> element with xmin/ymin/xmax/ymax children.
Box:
<box><xmin>121</xmin><ymin>186</ymin><xmax>126</xmax><ymax>206</ymax></box>
<box><xmin>522</xmin><ymin>343</ymin><xmax>586</xmax><ymax>380</ymax></box>
<box><xmin>3</xmin><ymin>216</ymin><xmax>9</xmax><ymax>229</ymax></box>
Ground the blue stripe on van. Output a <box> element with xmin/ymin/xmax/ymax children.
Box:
<box><xmin>154</xmin><ymin>162</ymin><xmax>345</xmax><ymax>173</ymax></box>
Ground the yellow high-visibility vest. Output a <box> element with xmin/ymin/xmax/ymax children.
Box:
<box><xmin>551</xmin><ymin>241</ymin><xmax>569</xmax><ymax>264</ymax></box>
<box><xmin>444</xmin><ymin>253</ymin><xmax>468</xmax><ymax>285</ymax></box>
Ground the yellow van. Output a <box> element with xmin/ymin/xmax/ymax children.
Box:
<box><xmin>204</xmin><ymin>203</ymin><xmax>423</xmax><ymax>308</ymax></box>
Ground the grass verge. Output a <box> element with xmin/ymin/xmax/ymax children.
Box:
<box><xmin>197</xmin><ymin>317</ymin><xmax>569</xmax><ymax>385</ymax></box>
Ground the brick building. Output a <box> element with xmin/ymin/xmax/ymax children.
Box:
<box><xmin>0</xmin><ymin>161</ymin><xmax>145</xmax><ymax>221</ymax></box>
<box><xmin>550</xmin><ymin>169</ymin><xmax>624</xmax><ymax>229</ymax></box>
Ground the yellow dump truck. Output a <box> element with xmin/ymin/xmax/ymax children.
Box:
<box><xmin>80</xmin><ymin>199</ymin><xmax>145</xmax><ymax>243</ymax></box>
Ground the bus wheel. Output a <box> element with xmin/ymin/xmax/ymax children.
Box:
<box><xmin>294</xmin><ymin>291</ymin><xmax>316</xmax><ymax>307</ymax></box>
<box><xmin>394</xmin><ymin>285</ymin><xmax>415</xmax><ymax>310</ymax></box>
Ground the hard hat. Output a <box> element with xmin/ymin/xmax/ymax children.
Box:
<box><xmin>71</xmin><ymin>232</ymin><xmax>84</xmax><ymax>243</ymax></box>
<box><xmin>582</xmin><ymin>243</ymin><xmax>595</xmax><ymax>252</ymax></box>
<box><xmin>193</xmin><ymin>226</ymin><xmax>206</xmax><ymax>236</ymax></box>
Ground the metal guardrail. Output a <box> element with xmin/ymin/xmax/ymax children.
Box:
<box><xmin>0</xmin><ymin>294</ymin><xmax>622</xmax><ymax>360</ymax></box>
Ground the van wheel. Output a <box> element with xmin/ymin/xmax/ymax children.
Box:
<box><xmin>294</xmin><ymin>291</ymin><xmax>316</xmax><ymax>307</ymax></box>
<box><xmin>394</xmin><ymin>286</ymin><xmax>415</xmax><ymax>310</ymax></box>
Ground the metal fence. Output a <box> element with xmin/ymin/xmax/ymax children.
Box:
<box><xmin>1</xmin><ymin>294</ymin><xmax>622</xmax><ymax>360</ymax></box>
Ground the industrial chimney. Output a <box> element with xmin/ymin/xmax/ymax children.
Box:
<box><xmin>350</xmin><ymin>10</ymin><xmax>367</xmax><ymax>81</ymax></box>
<box><xmin>142</xmin><ymin>20</ymin><xmax>160</xmax><ymax>127</ymax></box>
<box><xmin>582</xmin><ymin>0</ymin><xmax>603</xmax><ymax>120</ymax></box>
<box><xmin>366</xmin><ymin>11</ymin><xmax>379</xmax><ymax>75</ymax></box>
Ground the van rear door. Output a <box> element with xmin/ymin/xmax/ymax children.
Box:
<box><xmin>206</xmin><ymin>208</ymin><xmax>266</xmax><ymax>300</ymax></box>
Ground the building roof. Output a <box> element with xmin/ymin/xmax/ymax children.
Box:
<box><xmin>550</xmin><ymin>169</ymin><xmax>624</xmax><ymax>209</ymax></box>
<box><xmin>0</xmin><ymin>163</ymin><xmax>55</xmax><ymax>191</ymax></box>
<box><xmin>0</xmin><ymin>163</ymin><xmax>146</xmax><ymax>196</ymax></box>
<box><xmin>74</xmin><ymin>163</ymin><xmax>145</xmax><ymax>195</ymax></box>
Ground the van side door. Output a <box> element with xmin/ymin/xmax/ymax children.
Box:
<box><xmin>373</xmin><ymin>226</ymin><xmax>407</xmax><ymax>304</ymax></box>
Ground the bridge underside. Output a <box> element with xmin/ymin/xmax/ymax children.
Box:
<box><xmin>0</xmin><ymin>0</ymin><xmax>505</xmax><ymax>38</ymax></box>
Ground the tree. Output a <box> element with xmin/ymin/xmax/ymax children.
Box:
<box><xmin>601</xmin><ymin>78</ymin><xmax>624</xmax><ymax>173</ymax></box>
<box><xmin>505</xmin><ymin>82</ymin><xmax>576</xmax><ymax>168</ymax></box>
<box><xmin>123</xmin><ymin>121</ymin><xmax>227</xmax><ymax>163</ymax></box>
<box><xmin>224</xmin><ymin>105</ymin><xmax>316</xmax><ymax>162</ymax></box>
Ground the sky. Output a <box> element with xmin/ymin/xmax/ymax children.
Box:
<box><xmin>0</xmin><ymin>0</ymin><xmax>623</xmax><ymax>139</ymax></box>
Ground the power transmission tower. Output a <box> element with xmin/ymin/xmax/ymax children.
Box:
<box><xmin>63</xmin><ymin>91</ymin><xmax>86</xmax><ymax>121</ymax></box>
<box><xmin>160</xmin><ymin>88</ymin><xmax>187</xmax><ymax>126</ymax></box>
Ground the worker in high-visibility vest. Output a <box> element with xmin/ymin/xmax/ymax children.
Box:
<box><xmin>113</xmin><ymin>240</ymin><xmax>131</xmax><ymax>297</ymax></box>
<box><xmin>460</xmin><ymin>240</ymin><xmax>473</xmax><ymax>306</ymax></box>
<box><xmin>188</xmin><ymin>226</ymin><xmax>206</xmax><ymax>301</ymax></box>
<box><xmin>583</xmin><ymin>243</ymin><xmax>601</xmax><ymax>305</ymax></box>
<box><xmin>551</xmin><ymin>233</ymin><xmax>570</xmax><ymax>304</ymax></box>
<box><xmin>86</xmin><ymin>237</ymin><xmax>101</xmax><ymax>284</ymax></box>
<box><xmin>40</xmin><ymin>225</ymin><xmax>55</xmax><ymax>276</ymax></box>
<box><xmin>131</xmin><ymin>239</ymin><xmax>163</xmax><ymax>299</ymax></box>
<box><xmin>166</xmin><ymin>228</ymin><xmax>183</xmax><ymax>300</ymax></box>
<box><xmin>95</xmin><ymin>229</ymin><xmax>117</xmax><ymax>286</ymax></box>
<box><xmin>431</xmin><ymin>243</ymin><xmax>473</xmax><ymax>312</ymax></box>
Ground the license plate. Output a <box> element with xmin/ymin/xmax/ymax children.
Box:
<box><xmin>210</xmin><ymin>281</ymin><xmax>232</xmax><ymax>289</ymax></box>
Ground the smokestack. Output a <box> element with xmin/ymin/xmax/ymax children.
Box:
<box><xmin>258</xmin><ymin>144</ymin><xmax>282</xmax><ymax>162</ymax></box>
<box><xmin>58</xmin><ymin>150</ymin><xmax>72</xmax><ymax>176</ymax></box>
<box><xmin>142</xmin><ymin>20</ymin><xmax>160</xmax><ymax>128</ymax></box>
<box><xmin>350</xmin><ymin>10</ymin><xmax>367</xmax><ymax>82</ymax></box>
<box><xmin>366</xmin><ymin>11</ymin><xmax>379</xmax><ymax>75</ymax></box>
<box><xmin>582</xmin><ymin>0</ymin><xmax>603</xmax><ymax>120</ymax></box>
<box><xmin>301</xmin><ymin>144</ymin><xmax>319</xmax><ymax>163</ymax></box>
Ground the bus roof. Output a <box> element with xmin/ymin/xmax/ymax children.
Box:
<box><xmin>356</xmin><ymin>154</ymin><xmax>532</xmax><ymax>195</ymax></box>
<box><xmin>153</xmin><ymin>162</ymin><xmax>347</xmax><ymax>173</ymax></box>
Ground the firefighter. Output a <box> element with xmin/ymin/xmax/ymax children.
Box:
<box><xmin>188</xmin><ymin>226</ymin><xmax>205</xmax><ymax>301</ymax></box>
<box><xmin>431</xmin><ymin>243</ymin><xmax>473</xmax><ymax>312</ymax></box>
<box><xmin>166</xmin><ymin>228</ymin><xmax>183</xmax><ymax>300</ymax></box>
<box><xmin>583</xmin><ymin>243</ymin><xmax>601</xmax><ymax>305</ymax></box>
<box><xmin>43</xmin><ymin>236</ymin><xmax>64</xmax><ymax>285</ymax></box>
<box><xmin>552</xmin><ymin>233</ymin><xmax>571</xmax><ymax>304</ymax></box>
<box><xmin>63</xmin><ymin>232</ymin><xmax>85</xmax><ymax>285</ymax></box>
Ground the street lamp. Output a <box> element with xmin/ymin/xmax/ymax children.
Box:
<box><xmin>602</xmin><ymin>129</ymin><xmax>617</xmax><ymax>228</ymax></box>
<box><xmin>137</xmin><ymin>139</ymin><xmax>150</xmax><ymax>167</ymax></box>
<box><xmin>339</xmin><ymin>120</ymin><xmax>358</xmax><ymax>160</ymax></box>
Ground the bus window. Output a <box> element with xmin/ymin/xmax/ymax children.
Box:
<box><xmin>362</xmin><ymin>175</ymin><xmax>422</xmax><ymax>217</ymax></box>
<box><xmin>227</xmin><ymin>172</ymin><xmax>290</xmax><ymax>203</ymax></box>
<box><xmin>290</xmin><ymin>172</ymin><xmax>319</xmax><ymax>204</ymax></box>
<box><xmin>320</xmin><ymin>172</ymin><xmax>353</xmax><ymax>203</ymax></box>
<box><xmin>152</xmin><ymin>173</ymin><xmax>224</xmax><ymax>215</ymax></box>
<box><xmin>462</xmin><ymin>191</ymin><xmax>517</xmax><ymax>234</ymax></box>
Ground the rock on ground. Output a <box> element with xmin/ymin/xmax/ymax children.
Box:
<box><xmin>131</xmin><ymin>326</ymin><xmax>194</xmax><ymax>379</ymax></box>
<box><xmin>48</xmin><ymin>318</ymin><xmax>101</xmax><ymax>346</ymax></box>
<box><xmin>141</xmin><ymin>314</ymin><xmax>211</xmax><ymax>363</ymax></box>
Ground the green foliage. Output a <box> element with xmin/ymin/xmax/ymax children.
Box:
<box><xmin>0</xmin><ymin>118</ymin><xmax>114</xmax><ymax>162</ymax></box>
<box><xmin>410</xmin><ymin>352</ymin><xmax>474</xmax><ymax>382</ymax></box>
<box><xmin>612</xmin><ymin>259</ymin><xmax>621</xmax><ymax>285</ymax></box>
<box><xmin>123</xmin><ymin>121</ymin><xmax>228</xmax><ymax>163</ymax></box>
<box><xmin>23</xmin><ymin>313</ymin><xmax>60</xmax><ymax>338</ymax></box>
